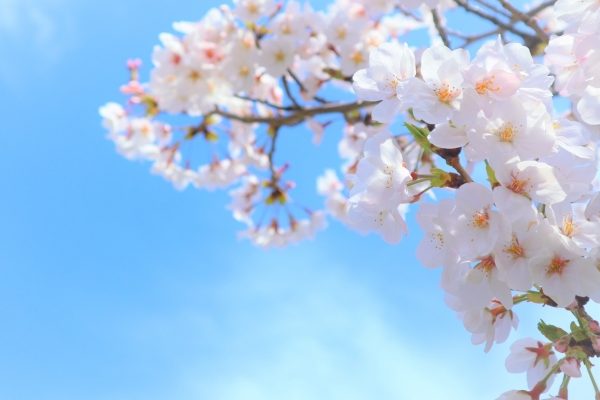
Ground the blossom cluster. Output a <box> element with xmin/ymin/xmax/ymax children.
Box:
<box><xmin>342</xmin><ymin>1</ymin><xmax>600</xmax><ymax>397</ymax></box>
<box><xmin>101</xmin><ymin>0</ymin><xmax>600</xmax><ymax>397</ymax></box>
<box><xmin>101</xmin><ymin>0</ymin><xmax>441</xmax><ymax>248</ymax></box>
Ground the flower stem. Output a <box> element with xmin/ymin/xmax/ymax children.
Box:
<box><xmin>584</xmin><ymin>359</ymin><xmax>600</xmax><ymax>396</ymax></box>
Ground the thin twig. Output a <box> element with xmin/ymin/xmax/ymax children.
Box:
<box><xmin>453</xmin><ymin>0</ymin><xmax>536</xmax><ymax>41</ymax></box>
<box><xmin>498</xmin><ymin>0</ymin><xmax>549</xmax><ymax>41</ymax></box>
<box><xmin>268</xmin><ymin>126</ymin><xmax>280</xmax><ymax>176</ymax></box>
<box><xmin>286</xmin><ymin>68</ymin><xmax>330</xmax><ymax>104</ymax></box>
<box><xmin>210</xmin><ymin>100</ymin><xmax>378</xmax><ymax>127</ymax></box>
<box><xmin>446</xmin><ymin>157</ymin><xmax>473</xmax><ymax>183</ymax></box>
<box><xmin>281</xmin><ymin>76</ymin><xmax>302</xmax><ymax>109</ymax></box>
<box><xmin>431</xmin><ymin>9</ymin><xmax>451</xmax><ymax>47</ymax></box>
<box><xmin>526</xmin><ymin>0</ymin><xmax>557</xmax><ymax>17</ymax></box>
<box><xmin>448</xmin><ymin>27</ymin><xmax>503</xmax><ymax>46</ymax></box>
<box><xmin>234</xmin><ymin>94</ymin><xmax>295</xmax><ymax>111</ymax></box>
<box><xmin>473</xmin><ymin>0</ymin><xmax>512</xmax><ymax>18</ymax></box>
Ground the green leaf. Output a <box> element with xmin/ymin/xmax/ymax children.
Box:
<box><xmin>485</xmin><ymin>160</ymin><xmax>499</xmax><ymax>188</ymax></box>
<box><xmin>527</xmin><ymin>291</ymin><xmax>548</xmax><ymax>304</ymax></box>
<box><xmin>430</xmin><ymin>167</ymin><xmax>451</xmax><ymax>188</ymax></box>
<box><xmin>538</xmin><ymin>320</ymin><xmax>568</xmax><ymax>342</ymax></box>
<box><xmin>570</xmin><ymin>322</ymin><xmax>588</xmax><ymax>342</ymax></box>
<box><xmin>205</xmin><ymin>130</ymin><xmax>219</xmax><ymax>142</ymax></box>
<box><xmin>267</xmin><ymin>125</ymin><xmax>278</xmax><ymax>138</ymax></box>
<box><xmin>566</xmin><ymin>346</ymin><xmax>588</xmax><ymax>361</ymax></box>
<box><xmin>405</xmin><ymin>123</ymin><xmax>431</xmax><ymax>153</ymax></box>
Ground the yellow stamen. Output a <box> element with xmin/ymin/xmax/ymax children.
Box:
<box><xmin>507</xmin><ymin>173</ymin><xmax>529</xmax><ymax>195</ymax></box>
<box><xmin>274</xmin><ymin>50</ymin><xmax>286</xmax><ymax>63</ymax></box>
<box><xmin>471</xmin><ymin>211</ymin><xmax>490</xmax><ymax>229</ymax></box>
<box><xmin>504</xmin><ymin>236</ymin><xmax>525</xmax><ymax>259</ymax></box>
<box><xmin>475</xmin><ymin>76</ymin><xmax>500</xmax><ymax>95</ymax></box>
<box><xmin>434</xmin><ymin>83</ymin><xmax>459</xmax><ymax>104</ymax></box>
<box><xmin>477</xmin><ymin>255</ymin><xmax>496</xmax><ymax>275</ymax></box>
<box><xmin>547</xmin><ymin>256</ymin><xmax>569</xmax><ymax>275</ymax></box>
<box><xmin>498</xmin><ymin>123</ymin><xmax>515</xmax><ymax>143</ymax></box>
<box><xmin>188</xmin><ymin>70</ymin><xmax>202</xmax><ymax>82</ymax></box>
<box><xmin>562</xmin><ymin>216</ymin><xmax>575</xmax><ymax>238</ymax></box>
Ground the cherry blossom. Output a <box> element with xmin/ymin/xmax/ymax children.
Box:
<box><xmin>101</xmin><ymin>0</ymin><xmax>600</xmax><ymax>396</ymax></box>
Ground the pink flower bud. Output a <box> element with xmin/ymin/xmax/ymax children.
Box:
<box><xmin>127</xmin><ymin>58</ymin><xmax>142</xmax><ymax>70</ymax></box>
<box><xmin>589</xmin><ymin>320</ymin><xmax>600</xmax><ymax>334</ymax></box>
<box><xmin>560</xmin><ymin>357</ymin><xmax>581</xmax><ymax>378</ymax></box>
<box><xmin>554</xmin><ymin>337</ymin><xmax>569</xmax><ymax>353</ymax></box>
<box><xmin>592</xmin><ymin>336</ymin><xmax>600</xmax><ymax>353</ymax></box>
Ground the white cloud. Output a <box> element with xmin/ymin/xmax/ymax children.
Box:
<box><xmin>0</xmin><ymin>0</ymin><xmax>74</xmax><ymax>86</ymax></box>
<box><xmin>120</xmin><ymin>251</ymin><xmax>522</xmax><ymax>400</ymax></box>
<box><xmin>106</xmin><ymin>247</ymin><xmax>600</xmax><ymax>400</ymax></box>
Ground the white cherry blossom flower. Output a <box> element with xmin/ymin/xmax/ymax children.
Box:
<box><xmin>416</xmin><ymin>200</ymin><xmax>456</xmax><ymax>268</ymax></box>
<box><xmin>450</xmin><ymin>182</ymin><xmax>508</xmax><ymax>259</ymax></box>
<box><xmin>260</xmin><ymin>37</ymin><xmax>297</xmax><ymax>77</ymax></box>
<box><xmin>496</xmin><ymin>390</ymin><xmax>534</xmax><ymax>400</ymax></box>
<box><xmin>577</xmin><ymin>86</ymin><xmax>600</xmax><ymax>125</ymax></box>
<box><xmin>233</xmin><ymin>0</ymin><xmax>277</xmax><ymax>22</ymax></box>
<box><xmin>404</xmin><ymin>45</ymin><xmax>469</xmax><ymax>124</ymax></box>
<box><xmin>352</xmin><ymin>41</ymin><xmax>416</xmax><ymax>123</ymax></box>
<box><xmin>529</xmin><ymin>222</ymin><xmax>600</xmax><ymax>307</ymax></box>
<box><xmin>505</xmin><ymin>338</ymin><xmax>557</xmax><ymax>390</ymax></box>
<box><xmin>494</xmin><ymin>160</ymin><xmax>566</xmax><ymax>206</ymax></box>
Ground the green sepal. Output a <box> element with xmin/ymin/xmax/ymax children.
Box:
<box><xmin>267</xmin><ymin>125</ymin><xmax>278</xmax><ymax>138</ymax></box>
<box><xmin>405</xmin><ymin>123</ymin><xmax>431</xmax><ymax>153</ymax></box>
<box><xmin>204</xmin><ymin>130</ymin><xmax>219</xmax><ymax>142</ymax></box>
<box><xmin>538</xmin><ymin>320</ymin><xmax>568</xmax><ymax>342</ymax></box>
<box><xmin>566</xmin><ymin>346</ymin><xmax>588</xmax><ymax>361</ymax></box>
<box><xmin>485</xmin><ymin>160</ymin><xmax>499</xmax><ymax>188</ymax></box>
<box><xmin>527</xmin><ymin>291</ymin><xmax>549</xmax><ymax>305</ymax></box>
<box><xmin>570</xmin><ymin>322</ymin><xmax>588</xmax><ymax>342</ymax></box>
<box><xmin>430</xmin><ymin>168</ymin><xmax>451</xmax><ymax>188</ymax></box>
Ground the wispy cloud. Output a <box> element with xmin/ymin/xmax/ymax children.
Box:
<box><xmin>119</xmin><ymin>250</ymin><xmax>520</xmax><ymax>400</ymax></box>
<box><xmin>0</xmin><ymin>0</ymin><xmax>75</xmax><ymax>87</ymax></box>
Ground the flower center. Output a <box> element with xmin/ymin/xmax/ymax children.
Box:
<box><xmin>188</xmin><ymin>70</ymin><xmax>202</xmax><ymax>82</ymax></box>
<box><xmin>547</xmin><ymin>256</ymin><xmax>569</xmax><ymax>275</ymax></box>
<box><xmin>247</xmin><ymin>2</ymin><xmax>260</xmax><ymax>15</ymax></box>
<box><xmin>561</xmin><ymin>216</ymin><xmax>575</xmax><ymax>238</ymax></box>
<box><xmin>525</xmin><ymin>342</ymin><xmax>554</xmax><ymax>367</ymax></box>
<box><xmin>336</xmin><ymin>27</ymin><xmax>347</xmax><ymax>40</ymax></box>
<box><xmin>430</xmin><ymin>232</ymin><xmax>445</xmax><ymax>250</ymax></box>
<box><xmin>498</xmin><ymin>123</ymin><xmax>516</xmax><ymax>143</ymax></box>
<box><xmin>476</xmin><ymin>255</ymin><xmax>496</xmax><ymax>275</ymax></box>
<box><xmin>239</xmin><ymin>65</ymin><xmax>251</xmax><ymax>78</ymax></box>
<box><xmin>350</xmin><ymin>50</ymin><xmax>365</xmax><ymax>66</ymax></box>
<box><xmin>471</xmin><ymin>210</ymin><xmax>490</xmax><ymax>229</ymax></box>
<box><xmin>507</xmin><ymin>173</ymin><xmax>529</xmax><ymax>195</ymax></box>
<box><xmin>475</xmin><ymin>76</ymin><xmax>500</xmax><ymax>95</ymax></box>
<box><xmin>434</xmin><ymin>83</ymin><xmax>460</xmax><ymax>104</ymax></box>
<box><xmin>504</xmin><ymin>236</ymin><xmax>525</xmax><ymax>259</ymax></box>
<box><xmin>274</xmin><ymin>50</ymin><xmax>286</xmax><ymax>63</ymax></box>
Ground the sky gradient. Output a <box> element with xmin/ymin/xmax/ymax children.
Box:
<box><xmin>0</xmin><ymin>1</ymin><xmax>597</xmax><ymax>399</ymax></box>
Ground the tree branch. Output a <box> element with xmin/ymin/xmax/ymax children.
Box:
<box><xmin>431</xmin><ymin>9</ymin><xmax>451</xmax><ymax>47</ymax></box>
<box><xmin>497</xmin><ymin>0</ymin><xmax>549</xmax><ymax>42</ymax></box>
<box><xmin>210</xmin><ymin>100</ymin><xmax>379</xmax><ymax>127</ymax></box>
<box><xmin>453</xmin><ymin>0</ymin><xmax>537</xmax><ymax>42</ymax></box>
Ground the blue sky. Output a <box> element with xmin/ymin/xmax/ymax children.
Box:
<box><xmin>0</xmin><ymin>1</ymin><xmax>597</xmax><ymax>399</ymax></box>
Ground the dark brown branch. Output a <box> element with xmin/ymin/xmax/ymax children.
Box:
<box><xmin>431</xmin><ymin>9</ymin><xmax>451</xmax><ymax>48</ymax></box>
<box><xmin>234</xmin><ymin>94</ymin><xmax>295</xmax><ymax>111</ymax></box>
<box><xmin>281</xmin><ymin>76</ymin><xmax>302</xmax><ymax>109</ymax></box>
<box><xmin>210</xmin><ymin>100</ymin><xmax>379</xmax><ymax>128</ymax></box>
<box><xmin>497</xmin><ymin>0</ymin><xmax>549</xmax><ymax>41</ymax></box>
<box><xmin>473</xmin><ymin>0</ymin><xmax>512</xmax><ymax>18</ymax></box>
<box><xmin>453</xmin><ymin>0</ymin><xmax>536</xmax><ymax>41</ymax></box>
<box><xmin>286</xmin><ymin>69</ymin><xmax>329</xmax><ymax>104</ymax></box>
<box><xmin>448</xmin><ymin>27</ymin><xmax>503</xmax><ymax>46</ymax></box>
<box><xmin>526</xmin><ymin>0</ymin><xmax>557</xmax><ymax>17</ymax></box>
